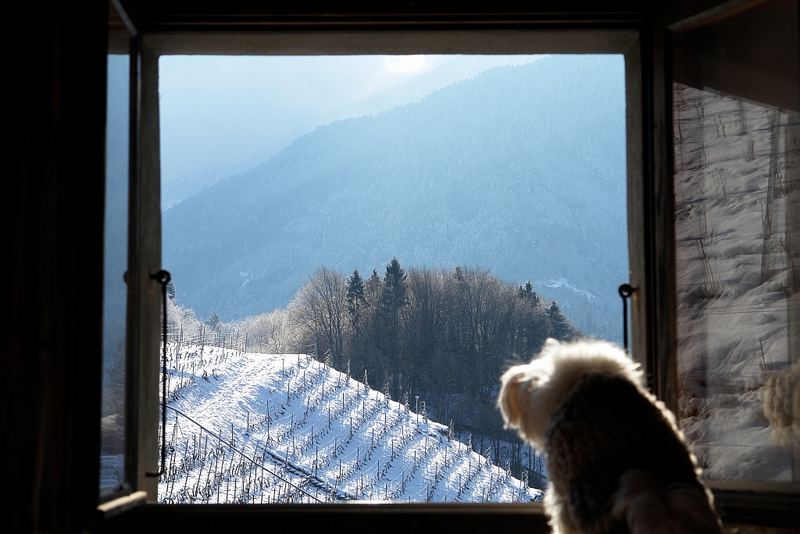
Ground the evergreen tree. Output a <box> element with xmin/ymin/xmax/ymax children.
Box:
<box><xmin>547</xmin><ymin>301</ymin><xmax>574</xmax><ymax>341</ymax></box>
<box><xmin>206</xmin><ymin>312</ymin><xmax>220</xmax><ymax>331</ymax></box>
<box><xmin>380</xmin><ymin>258</ymin><xmax>407</xmax><ymax>312</ymax></box>
<box><xmin>379</xmin><ymin>258</ymin><xmax>407</xmax><ymax>397</ymax></box>
<box><xmin>517</xmin><ymin>280</ymin><xmax>539</xmax><ymax>305</ymax></box>
<box><xmin>346</xmin><ymin>269</ymin><xmax>368</xmax><ymax>337</ymax></box>
<box><xmin>360</xmin><ymin>269</ymin><xmax>384</xmax><ymax>382</ymax></box>
<box><xmin>365</xmin><ymin>269</ymin><xmax>382</xmax><ymax>305</ymax></box>
<box><xmin>166</xmin><ymin>279</ymin><xmax>176</xmax><ymax>301</ymax></box>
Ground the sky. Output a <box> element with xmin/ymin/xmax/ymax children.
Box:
<box><xmin>158</xmin><ymin>54</ymin><xmax>541</xmax><ymax>201</ymax></box>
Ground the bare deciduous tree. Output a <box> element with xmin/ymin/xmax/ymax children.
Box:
<box><xmin>288</xmin><ymin>267</ymin><xmax>349</xmax><ymax>366</ymax></box>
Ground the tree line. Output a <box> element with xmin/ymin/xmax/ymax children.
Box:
<box><xmin>286</xmin><ymin>258</ymin><xmax>577</xmax><ymax>436</ymax></box>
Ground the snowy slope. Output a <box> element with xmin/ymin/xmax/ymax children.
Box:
<box><xmin>157</xmin><ymin>343</ymin><xmax>543</xmax><ymax>503</ymax></box>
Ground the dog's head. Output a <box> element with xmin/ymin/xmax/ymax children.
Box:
<box><xmin>498</xmin><ymin>338</ymin><xmax>643</xmax><ymax>449</ymax></box>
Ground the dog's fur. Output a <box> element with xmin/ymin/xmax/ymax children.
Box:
<box><xmin>498</xmin><ymin>338</ymin><xmax>721</xmax><ymax>534</ymax></box>
<box><xmin>763</xmin><ymin>362</ymin><xmax>800</xmax><ymax>449</ymax></box>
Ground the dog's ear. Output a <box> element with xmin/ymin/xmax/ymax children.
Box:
<box><xmin>498</xmin><ymin>368</ymin><xmax>528</xmax><ymax>429</ymax></box>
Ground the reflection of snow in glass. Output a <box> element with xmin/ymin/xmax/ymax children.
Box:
<box><xmin>673</xmin><ymin>83</ymin><xmax>799</xmax><ymax>483</ymax></box>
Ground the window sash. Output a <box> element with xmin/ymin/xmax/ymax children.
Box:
<box><xmin>131</xmin><ymin>27</ymin><xmax>646</xmax><ymax>504</ymax></box>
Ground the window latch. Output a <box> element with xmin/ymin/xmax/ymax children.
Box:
<box><xmin>146</xmin><ymin>269</ymin><xmax>171</xmax><ymax>478</ymax></box>
<box><xmin>618</xmin><ymin>283</ymin><xmax>636</xmax><ymax>353</ymax></box>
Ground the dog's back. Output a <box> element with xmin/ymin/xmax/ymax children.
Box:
<box><xmin>545</xmin><ymin>372</ymin><xmax>719</xmax><ymax>533</ymax></box>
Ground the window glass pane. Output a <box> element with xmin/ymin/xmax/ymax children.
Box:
<box><xmin>158</xmin><ymin>53</ymin><xmax>627</xmax><ymax>503</ymax></box>
<box><xmin>100</xmin><ymin>4</ymin><xmax>130</xmax><ymax>496</ymax></box>
<box><xmin>673</xmin><ymin>0</ymin><xmax>799</xmax><ymax>484</ymax></box>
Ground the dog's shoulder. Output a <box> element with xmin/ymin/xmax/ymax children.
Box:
<box><xmin>551</xmin><ymin>371</ymin><xmax>696</xmax><ymax>476</ymax></box>
<box><xmin>546</xmin><ymin>371</ymin><xmax>706</xmax><ymax>532</ymax></box>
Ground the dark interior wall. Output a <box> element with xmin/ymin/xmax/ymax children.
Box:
<box><xmin>672</xmin><ymin>0</ymin><xmax>799</xmax><ymax>113</ymax></box>
<box><xmin>6</xmin><ymin>2</ymin><xmax>108</xmax><ymax>533</ymax></box>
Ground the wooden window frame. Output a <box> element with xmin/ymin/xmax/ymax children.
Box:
<box><xmin>664</xmin><ymin>0</ymin><xmax>800</xmax><ymax>525</ymax></box>
<box><xmin>136</xmin><ymin>31</ymin><xmax>647</xmax><ymax>501</ymax></box>
<box><xmin>122</xmin><ymin>21</ymin><xmax>649</xmax><ymax>530</ymax></box>
<box><xmin>93</xmin><ymin>1</ymin><xmax>798</xmax><ymax>531</ymax></box>
<box><xmin>99</xmin><ymin>0</ymin><xmax>145</xmax><ymax>510</ymax></box>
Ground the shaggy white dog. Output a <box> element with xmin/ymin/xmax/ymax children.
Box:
<box><xmin>498</xmin><ymin>338</ymin><xmax>721</xmax><ymax>534</ymax></box>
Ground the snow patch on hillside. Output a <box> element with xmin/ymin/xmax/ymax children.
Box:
<box><xmin>545</xmin><ymin>278</ymin><xmax>596</xmax><ymax>302</ymax></box>
<box><xmin>157</xmin><ymin>344</ymin><xmax>543</xmax><ymax>503</ymax></box>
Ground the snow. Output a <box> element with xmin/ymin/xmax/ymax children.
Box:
<box><xmin>544</xmin><ymin>278</ymin><xmax>596</xmax><ymax>302</ymax></box>
<box><xmin>673</xmin><ymin>84</ymin><xmax>799</xmax><ymax>482</ymax></box>
<box><xmin>157</xmin><ymin>343</ymin><xmax>544</xmax><ymax>504</ymax></box>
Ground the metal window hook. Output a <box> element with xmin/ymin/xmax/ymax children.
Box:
<box><xmin>146</xmin><ymin>269</ymin><xmax>171</xmax><ymax>478</ymax></box>
<box><xmin>618</xmin><ymin>283</ymin><xmax>637</xmax><ymax>353</ymax></box>
<box><xmin>151</xmin><ymin>269</ymin><xmax>171</xmax><ymax>286</ymax></box>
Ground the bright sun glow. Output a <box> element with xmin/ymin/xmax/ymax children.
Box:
<box><xmin>383</xmin><ymin>55</ymin><xmax>429</xmax><ymax>74</ymax></box>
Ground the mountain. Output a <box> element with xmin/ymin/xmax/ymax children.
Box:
<box><xmin>163</xmin><ymin>55</ymin><xmax>627</xmax><ymax>340</ymax></box>
<box><xmin>160</xmin><ymin>56</ymin><xmax>534</xmax><ymax>208</ymax></box>
<box><xmin>344</xmin><ymin>55</ymin><xmax>540</xmax><ymax>118</ymax></box>
<box><xmin>157</xmin><ymin>343</ymin><xmax>543</xmax><ymax>503</ymax></box>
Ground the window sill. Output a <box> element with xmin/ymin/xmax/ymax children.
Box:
<box><xmin>97</xmin><ymin>502</ymin><xmax>550</xmax><ymax>533</ymax></box>
<box><xmin>97</xmin><ymin>491</ymin><xmax>148</xmax><ymax>519</ymax></box>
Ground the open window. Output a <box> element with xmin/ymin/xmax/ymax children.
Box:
<box><xmin>129</xmin><ymin>29</ymin><xmax>645</xmax><ymax>505</ymax></box>
<box><xmin>99</xmin><ymin>0</ymin><xmax>145</xmax><ymax>512</ymax></box>
<box><xmin>154</xmin><ymin>50</ymin><xmax>630</xmax><ymax>505</ymax></box>
<box><xmin>91</xmin><ymin>0</ymin><xmax>798</xmax><ymax>531</ymax></box>
<box><xmin>669</xmin><ymin>0</ymin><xmax>799</xmax><ymax>519</ymax></box>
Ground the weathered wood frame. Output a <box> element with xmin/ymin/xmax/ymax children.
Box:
<box><xmin>666</xmin><ymin>0</ymin><xmax>800</xmax><ymax>522</ymax></box>
<box><xmin>129</xmin><ymin>20</ymin><xmax>648</xmax><ymax>518</ymax></box>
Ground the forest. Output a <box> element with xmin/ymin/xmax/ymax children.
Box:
<box><xmin>215</xmin><ymin>259</ymin><xmax>579</xmax><ymax>444</ymax></box>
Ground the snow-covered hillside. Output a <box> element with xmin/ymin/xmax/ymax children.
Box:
<box><xmin>157</xmin><ymin>343</ymin><xmax>543</xmax><ymax>504</ymax></box>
